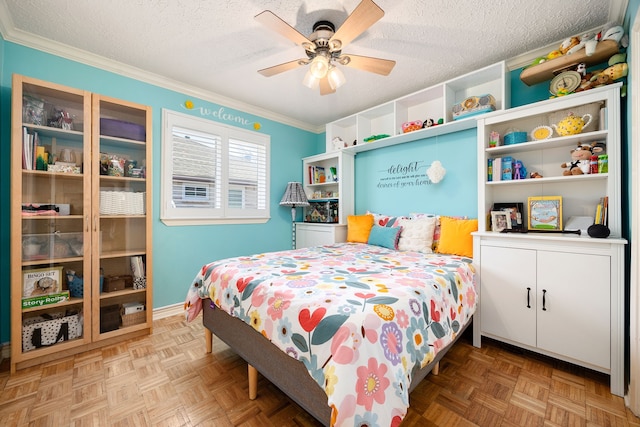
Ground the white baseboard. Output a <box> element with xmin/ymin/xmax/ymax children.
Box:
<box><xmin>152</xmin><ymin>303</ymin><xmax>184</xmax><ymax>320</ymax></box>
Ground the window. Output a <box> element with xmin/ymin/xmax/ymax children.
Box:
<box><xmin>161</xmin><ymin>110</ymin><xmax>270</xmax><ymax>225</ymax></box>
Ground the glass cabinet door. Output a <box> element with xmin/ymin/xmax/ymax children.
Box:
<box><xmin>91</xmin><ymin>95</ymin><xmax>152</xmax><ymax>339</ymax></box>
<box><xmin>11</xmin><ymin>76</ymin><xmax>92</xmax><ymax>366</ymax></box>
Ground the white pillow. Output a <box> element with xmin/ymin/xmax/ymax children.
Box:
<box><xmin>397</xmin><ymin>216</ymin><xmax>437</xmax><ymax>253</ymax></box>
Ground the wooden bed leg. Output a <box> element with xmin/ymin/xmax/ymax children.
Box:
<box><xmin>204</xmin><ymin>328</ymin><xmax>213</xmax><ymax>353</ymax></box>
<box><xmin>431</xmin><ymin>361</ymin><xmax>440</xmax><ymax>376</ymax></box>
<box><xmin>248</xmin><ymin>364</ymin><xmax>258</xmax><ymax>400</ymax></box>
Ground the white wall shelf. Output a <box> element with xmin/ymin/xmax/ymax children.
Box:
<box><xmin>301</xmin><ymin>151</ymin><xmax>354</xmax><ymax>225</ymax></box>
<box><xmin>327</xmin><ymin>60</ymin><xmax>510</xmax><ymax>154</ymax></box>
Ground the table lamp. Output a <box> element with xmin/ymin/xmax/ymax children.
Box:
<box><xmin>279</xmin><ymin>182</ymin><xmax>309</xmax><ymax>248</ymax></box>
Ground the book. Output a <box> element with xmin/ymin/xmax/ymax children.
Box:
<box><xmin>22</xmin><ymin>266</ymin><xmax>64</xmax><ymax>298</ymax></box>
<box><xmin>595</xmin><ymin>203</ymin><xmax>602</xmax><ymax>225</ymax></box>
<box><xmin>501</xmin><ymin>156</ymin><xmax>513</xmax><ymax>180</ymax></box>
<box><xmin>594</xmin><ymin>196</ymin><xmax>609</xmax><ymax>225</ymax></box>
<box><xmin>21</xmin><ymin>291</ymin><xmax>70</xmax><ymax>309</ymax></box>
<box><xmin>492</xmin><ymin>158</ymin><xmax>502</xmax><ymax>181</ymax></box>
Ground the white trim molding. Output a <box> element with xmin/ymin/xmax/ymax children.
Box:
<box><xmin>152</xmin><ymin>303</ymin><xmax>185</xmax><ymax>320</ymax></box>
<box><xmin>628</xmin><ymin>6</ymin><xmax>640</xmax><ymax>417</ymax></box>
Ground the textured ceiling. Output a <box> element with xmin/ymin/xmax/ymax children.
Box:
<box><xmin>0</xmin><ymin>0</ymin><xmax>627</xmax><ymax>131</ymax></box>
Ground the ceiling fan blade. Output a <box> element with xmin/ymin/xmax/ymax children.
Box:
<box><xmin>258</xmin><ymin>59</ymin><xmax>306</xmax><ymax>77</ymax></box>
<box><xmin>342</xmin><ymin>54</ymin><xmax>395</xmax><ymax>76</ymax></box>
<box><xmin>319</xmin><ymin>78</ymin><xmax>336</xmax><ymax>96</ymax></box>
<box><xmin>330</xmin><ymin>0</ymin><xmax>384</xmax><ymax>49</ymax></box>
<box><xmin>255</xmin><ymin>10</ymin><xmax>313</xmax><ymax>47</ymax></box>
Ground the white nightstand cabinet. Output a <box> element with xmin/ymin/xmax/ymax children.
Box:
<box><xmin>473</xmin><ymin>85</ymin><xmax>626</xmax><ymax>397</ymax></box>
<box><xmin>295</xmin><ymin>223</ymin><xmax>347</xmax><ymax>249</ymax></box>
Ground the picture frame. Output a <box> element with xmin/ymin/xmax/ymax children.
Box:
<box><xmin>491</xmin><ymin>210</ymin><xmax>512</xmax><ymax>232</ymax></box>
<box><xmin>493</xmin><ymin>202</ymin><xmax>524</xmax><ymax>230</ymax></box>
<box><xmin>528</xmin><ymin>196</ymin><xmax>563</xmax><ymax>231</ymax></box>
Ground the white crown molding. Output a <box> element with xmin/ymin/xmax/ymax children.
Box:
<box><xmin>0</xmin><ymin>8</ymin><xmax>322</xmax><ymax>134</ymax></box>
<box><xmin>507</xmin><ymin>0</ymin><xmax>629</xmax><ymax>72</ymax></box>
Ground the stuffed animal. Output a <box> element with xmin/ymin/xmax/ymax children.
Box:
<box><xmin>561</xmin><ymin>143</ymin><xmax>594</xmax><ymax>175</ymax></box>
<box><xmin>423</xmin><ymin>118</ymin><xmax>435</xmax><ymax>128</ymax></box>
<box><xmin>566</xmin><ymin>33</ymin><xmax>597</xmax><ymax>55</ymax></box>
<box><xmin>576</xmin><ymin>53</ymin><xmax>628</xmax><ymax>93</ymax></box>
<box><xmin>560</xmin><ymin>36</ymin><xmax>581</xmax><ymax>55</ymax></box>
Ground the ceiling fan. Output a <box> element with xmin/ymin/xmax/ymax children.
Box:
<box><xmin>255</xmin><ymin>0</ymin><xmax>396</xmax><ymax>95</ymax></box>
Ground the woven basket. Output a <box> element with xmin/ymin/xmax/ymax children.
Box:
<box><xmin>121</xmin><ymin>310</ymin><xmax>146</xmax><ymax>327</ymax></box>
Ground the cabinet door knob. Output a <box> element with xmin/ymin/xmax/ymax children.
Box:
<box><xmin>542</xmin><ymin>289</ymin><xmax>547</xmax><ymax>311</ymax></box>
<box><xmin>526</xmin><ymin>287</ymin><xmax>531</xmax><ymax>308</ymax></box>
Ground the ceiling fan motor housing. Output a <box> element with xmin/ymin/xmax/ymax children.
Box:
<box><xmin>255</xmin><ymin>0</ymin><xmax>394</xmax><ymax>95</ymax></box>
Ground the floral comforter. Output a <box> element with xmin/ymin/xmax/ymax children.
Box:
<box><xmin>184</xmin><ymin>242</ymin><xmax>477</xmax><ymax>427</ymax></box>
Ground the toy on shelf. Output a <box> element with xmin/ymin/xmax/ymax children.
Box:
<box><xmin>451</xmin><ymin>94</ymin><xmax>496</xmax><ymax>120</ymax></box>
<box><xmin>552</xmin><ymin>111</ymin><xmax>593</xmax><ymax>136</ymax></box>
<box><xmin>402</xmin><ymin>120</ymin><xmax>423</xmax><ymax>133</ymax></box>
<box><xmin>560</xmin><ymin>143</ymin><xmax>596</xmax><ymax>175</ymax></box>
<box><xmin>363</xmin><ymin>134</ymin><xmax>390</xmax><ymax>143</ymax></box>
<box><xmin>423</xmin><ymin>118</ymin><xmax>436</xmax><ymax>128</ymax></box>
<box><xmin>575</xmin><ymin>53</ymin><xmax>628</xmax><ymax>94</ymax></box>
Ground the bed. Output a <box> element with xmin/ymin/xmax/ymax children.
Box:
<box><xmin>184</xmin><ymin>219</ymin><xmax>477</xmax><ymax>427</ymax></box>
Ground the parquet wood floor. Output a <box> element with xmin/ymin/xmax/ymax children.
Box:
<box><xmin>1</xmin><ymin>314</ymin><xmax>639</xmax><ymax>426</ymax></box>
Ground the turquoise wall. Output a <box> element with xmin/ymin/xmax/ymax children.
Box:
<box><xmin>354</xmin><ymin>129</ymin><xmax>478</xmax><ymax>217</ymax></box>
<box><xmin>0</xmin><ymin>41</ymin><xmax>320</xmax><ymax>343</ymax></box>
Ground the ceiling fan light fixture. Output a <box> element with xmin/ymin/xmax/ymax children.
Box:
<box><xmin>302</xmin><ymin>69</ymin><xmax>320</xmax><ymax>90</ymax></box>
<box><xmin>309</xmin><ymin>54</ymin><xmax>330</xmax><ymax>79</ymax></box>
<box><xmin>327</xmin><ymin>66</ymin><xmax>346</xmax><ymax>90</ymax></box>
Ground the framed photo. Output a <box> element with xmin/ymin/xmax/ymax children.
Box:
<box><xmin>491</xmin><ymin>210</ymin><xmax>512</xmax><ymax>232</ymax></box>
<box><xmin>493</xmin><ymin>202</ymin><xmax>524</xmax><ymax>230</ymax></box>
<box><xmin>22</xmin><ymin>266</ymin><xmax>63</xmax><ymax>298</ymax></box>
<box><xmin>528</xmin><ymin>196</ymin><xmax>563</xmax><ymax>231</ymax></box>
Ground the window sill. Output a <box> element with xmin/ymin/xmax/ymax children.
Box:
<box><xmin>160</xmin><ymin>217</ymin><xmax>270</xmax><ymax>226</ymax></box>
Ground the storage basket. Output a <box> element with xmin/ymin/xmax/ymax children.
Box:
<box><xmin>99</xmin><ymin>191</ymin><xmax>145</xmax><ymax>215</ymax></box>
<box><xmin>100</xmin><ymin>118</ymin><xmax>146</xmax><ymax>141</ymax></box>
<box><xmin>100</xmin><ymin>305</ymin><xmax>120</xmax><ymax>333</ymax></box>
<box><xmin>121</xmin><ymin>310</ymin><xmax>146</xmax><ymax>327</ymax></box>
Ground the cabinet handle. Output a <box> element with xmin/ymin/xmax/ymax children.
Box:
<box><xmin>85</xmin><ymin>215</ymin><xmax>89</xmax><ymax>232</ymax></box>
<box><xmin>542</xmin><ymin>289</ymin><xmax>547</xmax><ymax>311</ymax></box>
<box><xmin>94</xmin><ymin>215</ymin><xmax>98</xmax><ymax>232</ymax></box>
<box><xmin>526</xmin><ymin>287</ymin><xmax>531</xmax><ymax>308</ymax></box>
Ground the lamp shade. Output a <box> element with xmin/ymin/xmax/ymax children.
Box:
<box><xmin>303</xmin><ymin>70</ymin><xmax>320</xmax><ymax>90</ymax></box>
<box><xmin>280</xmin><ymin>182</ymin><xmax>309</xmax><ymax>207</ymax></box>
<box><xmin>309</xmin><ymin>55</ymin><xmax>330</xmax><ymax>79</ymax></box>
<box><xmin>327</xmin><ymin>66</ymin><xmax>346</xmax><ymax>90</ymax></box>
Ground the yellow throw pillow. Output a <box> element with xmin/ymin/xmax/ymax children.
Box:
<box><xmin>435</xmin><ymin>216</ymin><xmax>478</xmax><ymax>257</ymax></box>
<box><xmin>347</xmin><ymin>214</ymin><xmax>374</xmax><ymax>243</ymax></box>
